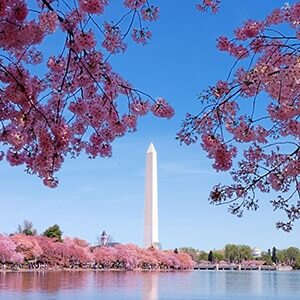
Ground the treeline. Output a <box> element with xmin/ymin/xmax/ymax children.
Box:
<box><xmin>180</xmin><ymin>244</ymin><xmax>300</xmax><ymax>269</ymax></box>
<box><xmin>0</xmin><ymin>233</ymin><xmax>194</xmax><ymax>271</ymax></box>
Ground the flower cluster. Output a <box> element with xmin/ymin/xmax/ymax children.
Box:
<box><xmin>102</xmin><ymin>22</ymin><xmax>127</xmax><ymax>54</ymax></box>
<box><xmin>39</xmin><ymin>11</ymin><xmax>58</xmax><ymax>33</ymax></box>
<box><xmin>79</xmin><ymin>0</ymin><xmax>109</xmax><ymax>14</ymax></box>
<box><xmin>151</xmin><ymin>98</ymin><xmax>175</xmax><ymax>119</ymax></box>
<box><xmin>196</xmin><ymin>0</ymin><xmax>220</xmax><ymax>14</ymax></box>
<box><xmin>141</xmin><ymin>6</ymin><xmax>159</xmax><ymax>21</ymax></box>
<box><xmin>234</xmin><ymin>20</ymin><xmax>263</xmax><ymax>40</ymax></box>
<box><xmin>130</xmin><ymin>100</ymin><xmax>150</xmax><ymax>116</ymax></box>
<box><xmin>132</xmin><ymin>28</ymin><xmax>152</xmax><ymax>45</ymax></box>
<box><xmin>124</xmin><ymin>0</ymin><xmax>147</xmax><ymax>9</ymax></box>
<box><xmin>217</xmin><ymin>37</ymin><xmax>248</xmax><ymax>58</ymax></box>
<box><xmin>201</xmin><ymin>135</ymin><xmax>236</xmax><ymax>171</ymax></box>
<box><xmin>73</xmin><ymin>30</ymin><xmax>96</xmax><ymax>51</ymax></box>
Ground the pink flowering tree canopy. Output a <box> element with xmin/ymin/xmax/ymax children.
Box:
<box><xmin>178</xmin><ymin>2</ymin><xmax>300</xmax><ymax>231</ymax></box>
<box><xmin>0</xmin><ymin>234</ymin><xmax>24</xmax><ymax>264</ymax></box>
<box><xmin>0</xmin><ymin>233</ymin><xmax>195</xmax><ymax>269</ymax></box>
<box><xmin>11</xmin><ymin>234</ymin><xmax>43</xmax><ymax>260</ymax></box>
<box><xmin>0</xmin><ymin>0</ymin><xmax>174</xmax><ymax>187</ymax></box>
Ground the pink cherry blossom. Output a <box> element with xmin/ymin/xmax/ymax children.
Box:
<box><xmin>73</xmin><ymin>30</ymin><xmax>96</xmax><ymax>51</ymax></box>
<box><xmin>196</xmin><ymin>0</ymin><xmax>220</xmax><ymax>14</ymax></box>
<box><xmin>0</xmin><ymin>233</ymin><xmax>196</xmax><ymax>270</ymax></box>
<box><xmin>0</xmin><ymin>0</ymin><xmax>173</xmax><ymax>187</ymax></box>
<box><xmin>79</xmin><ymin>0</ymin><xmax>109</xmax><ymax>14</ymax></box>
<box><xmin>0</xmin><ymin>235</ymin><xmax>23</xmax><ymax>264</ymax></box>
<box><xmin>151</xmin><ymin>98</ymin><xmax>175</xmax><ymax>119</ymax></box>
<box><xmin>235</xmin><ymin>20</ymin><xmax>263</xmax><ymax>40</ymax></box>
<box><xmin>102</xmin><ymin>22</ymin><xmax>127</xmax><ymax>54</ymax></box>
<box><xmin>132</xmin><ymin>28</ymin><xmax>152</xmax><ymax>45</ymax></box>
<box><xmin>141</xmin><ymin>6</ymin><xmax>159</xmax><ymax>21</ymax></box>
<box><xmin>179</xmin><ymin>2</ymin><xmax>300</xmax><ymax>230</ymax></box>
<box><xmin>39</xmin><ymin>12</ymin><xmax>58</xmax><ymax>33</ymax></box>
<box><xmin>130</xmin><ymin>100</ymin><xmax>150</xmax><ymax>116</ymax></box>
<box><xmin>11</xmin><ymin>234</ymin><xmax>43</xmax><ymax>261</ymax></box>
<box><xmin>124</xmin><ymin>0</ymin><xmax>147</xmax><ymax>9</ymax></box>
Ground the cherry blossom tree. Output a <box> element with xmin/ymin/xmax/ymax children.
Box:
<box><xmin>92</xmin><ymin>245</ymin><xmax>118</xmax><ymax>268</ymax></box>
<box><xmin>35</xmin><ymin>235</ymin><xmax>63</xmax><ymax>266</ymax></box>
<box><xmin>50</xmin><ymin>239</ymin><xmax>73</xmax><ymax>267</ymax></box>
<box><xmin>0</xmin><ymin>232</ymin><xmax>195</xmax><ymax>269</ymax></box>
<box><xmin>0</xmin><ymin>234</ymin><xmax>23</xmax><ymax>264</ymax></box>
<box><xmin>178</xmin><ymin>2</ymin><xmax>300</xmax><ymax>230</ymax></box>
<box><xmin>36</xmin><ymin>236</ymin><xmax>93</xmax><ymax>268</ymax></box>
<box><xmin>135</xmin><ymin>245</ymin><xmax>159</xmax><ymax>269</ymax></box>
<box><xmin>114</xmin><ymin>244</ymin><xmax>138</xmax><ymax>270</ymax></box>
<box><xmin>0</xmin><ymin>0</ymin><xmax>174</xmax><ymax>188</ymax></box>
<box><xmin>63</xmin><ymin>237</ymin><xmax>94</xmax><ymax>267</ymax></box>
<box><xmin>91</xmin><ymin>243</ymin><xmax>194</xmax><ymax>270</ymax></box>
<box><xmin>176</xmin><ymin>252</ymin><xmax>195</xmax><ymax>269</ymax></box>
<box><xmin>11</xmin><ymin>234</ymin><xmax>42</xmax><ymax>261</ymax></box>
<box><xmin>149</xmin><ymin>249</ymin><xmax>172</xmax><ymax>269</ymax></box>
<box><xmin>47</xmin><ymin>237</ymin><xmax>92</xmax><ymax>267</ymax></box>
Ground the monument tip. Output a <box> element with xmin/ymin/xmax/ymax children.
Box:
<box><xmin>147</xmin><ymin>142</ymin><xmax>156</xmax><ymax>153</ymax></box>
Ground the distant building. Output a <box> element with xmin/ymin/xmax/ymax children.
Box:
<box><xmin>98</xmin><ymin>230</ymin><xmax>120</xmax><ymax>247</ymax></box>
<box><xmin>106</xmin><ymin>242</ymin><xmax>120</xmax><ymax>247</ymax></box>
<box><xmin>252</xmin><ymin>247</ymin><xmax>262</xmax><ymax>257</ymax></box>
<box><xmin>100</xmin><ymin>230</ymin><xmax>108</xmax><ymax>246</ymax></box>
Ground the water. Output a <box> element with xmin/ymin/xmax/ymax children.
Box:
<box><xmin>0</xmin><ymin>270</ymin><xmax>300</xmax><ymax>300</ymax></box>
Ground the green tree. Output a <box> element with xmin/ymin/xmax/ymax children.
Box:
<box><xmin>285</xmin><ymin>247</ymin><xmax>300</xmax><ymax>269</ymax></box>
<box><xmin>43</xmin><ymin>224</ymin><xmax>63</xmax><ymax>241</ymax></box>
<box><xmin>213</xmin><ymin>252</ymin><xmax>225</xmax><ymax>262</ymax></box>
<box><xmin>225</xmin><ymin>244</ymin><xmax>239</xmax><ymax>263</ymax></box>
<box><xmin>17</xmin><ymin>220</ymin><xmax>37</xmax><ymax>236</ymax></box>
<box><xmin>225</xmin><ymin>244</ymin><xmax>252</xmax><ymax>263</ymax></box>
<box><xmin>277</xmin><ymin>250</ymin><xmax>287</xmax><ymax>264</ymax></box>
<box><xmin>208</xmin><ymin>250</ymin><xmax>214</xmax><ymax>263</ymax></box>
<box><xmin>197</xmin><ymin>251</ymin><xmax>208</xmax><ymax>261</ymax></box>
<box><xmin>261</xmin><ymin>252</ymin><xmax>273</xmax><ymax>265</ymax></box>
<box><xmin>271</xmin><ymin>247</ymin><xmax>278</xmax><ymax>264</ymax></box>
<box><xmin>238</xmin><ymin>245</ymin><xmax>252</xmax><ymax>262</ymax></box>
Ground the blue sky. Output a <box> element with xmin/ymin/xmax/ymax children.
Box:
<box><xmin>1</xmin><ymin>0</ymin><xmax>299</xmax><ymax>251</ymax></box>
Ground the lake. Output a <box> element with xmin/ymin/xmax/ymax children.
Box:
<box><xmin>0</xmin><ymin>270</ymin><xmax>300</xmax><ymax>299</ymax></box>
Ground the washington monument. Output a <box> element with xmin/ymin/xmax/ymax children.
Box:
<box><xmin>144</xmin><ymin>143</ymin><xmax>159</xmax><ymax>249</ymax></box>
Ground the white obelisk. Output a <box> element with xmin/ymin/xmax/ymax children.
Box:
<box><xmin>144</xmin><ymin>143</ymin><xmax>159</xmax><ymax>249</ymax></box>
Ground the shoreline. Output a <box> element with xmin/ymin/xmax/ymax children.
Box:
<box><xmin>0</xmin><ymin>267</ymin><xmax>295</xmax><ymax>273</ymax></box>
<box><xmin>0</xmin><ymin>266</ymin><xmax>193</xmax><ymax>273</ymax></box>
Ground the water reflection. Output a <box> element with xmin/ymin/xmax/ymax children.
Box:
<box><xmin>0</xmin><ymin>271</ymin><xmax>88</xmax><ymax>293</ymax></box>
<box><xmin>92</xmin><ymin>271</ymin><xmax>159</xmax><ymax>299</ymax></box>
<box><xmin>0</xmin><ymin>271</ymin><xmax>160</xmax><ymax>299</ymax></box>
<box><xmin>142</xmin><ymin>273</ymin><xmax>158</xmax><ymax>300</ymax></box>
<box><xmin>0</xmin><ymin>271</ymin><xmax>300</xmax><ymax>299</ymax></box>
